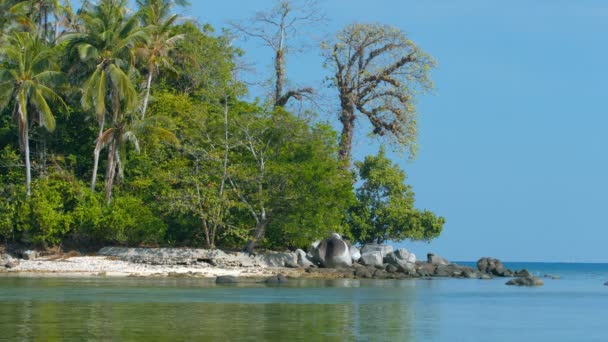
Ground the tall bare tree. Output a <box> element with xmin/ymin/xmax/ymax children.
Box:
<box><xmin>231</xmin><ymin>0</ymin><xmax>323</xmax><ymax>108</ymax></box>
<box><xmin>322</xmin><ymin>23</ymin><xmax>436</xmax><ymax>167</ymax></box>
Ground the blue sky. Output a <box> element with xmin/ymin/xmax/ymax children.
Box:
<box><xmin>186</xmin><ymin>0</ymin><xmax>608</xmax><ymax>262</ymax></box>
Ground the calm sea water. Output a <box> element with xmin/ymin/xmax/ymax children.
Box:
<box><xmin>1</xmin><ymin>262</ymin><xmax>607</xmax><ymax>341</ymax></box>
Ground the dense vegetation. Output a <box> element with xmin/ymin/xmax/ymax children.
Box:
<box><xmin>0</xmin><ymin>0</ymin><xmax>444</xmax><ymax>251</ymax></box>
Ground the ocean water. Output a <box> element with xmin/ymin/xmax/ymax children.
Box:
<box><xmin>1</xmin><ymin>262</ymin><xmax>607</xmax><ymax>341</ymax></box>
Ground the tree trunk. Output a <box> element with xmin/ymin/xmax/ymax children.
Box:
<box><xmin>22</xmin><ymin>116</ymin><xmax>32</xmax><ymax>196</ymax></box>
<box><xmin>244</xmin><ymin>220</ymin><xmax>268</xmax><ymax>254</ymax></box>
<box><xmin>141</xmin><ymin>72</ymin><xmax>153</xmax><ymax>120</ymax></box>
<box><xmin>338</xmin><ymin>103</ymin><xmax>356</xmax><ymax>168</ymax></box>
<box><xmin>104</xmin><ymin>138</ymin><xmax>117</xmax><ymax>203</ymax></box>
<box><xmin>90</xmin><ymin>115</ymin><xmax>105</xmax><ymax>191</ymax></box>
<box><xmin>273</xmin><ymin>49</ymin><xmax>284</xmax><ymax>107</ymax></box>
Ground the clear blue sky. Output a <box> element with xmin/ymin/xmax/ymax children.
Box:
<box><xmin>186</xmin><ymin>0</ymin><xmax>608</xmax><ymax>262</ymax></box>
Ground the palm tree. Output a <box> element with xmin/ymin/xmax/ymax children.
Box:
<box><xmin>65</xmin><ymin>0</ymin><xmax>148</xmax><ymax>200</ymax></box>
<box><xmin>8</xmin><ymin>0</ymin><xmax>61</xmax><ymax>40</ymax></box>
<box><xmin>136</xmin><ymin>0</ymin><xmax>186</xmax><ymax>119</ymax></box>
<box><xmin>0</xmin><ymin>31</ymin><xmax>66</xmax><ymax>195</ymax></box>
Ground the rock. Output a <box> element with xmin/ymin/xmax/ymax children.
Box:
<box><xmin>354</xmin><ymin>266</ymin><xmax>373</xmax><ymax>278</ymax></box>
<box><xmin>285</xmin><ymin>260</ymin><xmax>300</xmax><ymax>268</ymax></box>
<box><xmin>435</xmin><ymin>264</ymin><xmax>462</xmax><ymax>277</ymax></box>
<box><xmin>255</xmin><ymin>251</ymin><xmax>297</xmax><ymax>268</ymax></box>
<box><xmin>295</xmin><ymin>249</ymin><xmax>315</xmax><ymax>268</ymax></box>
<box><xmin>22</xmin><ymin>250</ymin><xmax>38</xmax><ymax>260</ymax></box>
<box><xmin>604</xmin><ymin>281</ymin><xmax>608</xmax><ymax>286</ymax></box>
<box><xmin>2</xmin><ymin>254</ymin><xmax>19</xmax><ymax>269</ymax></box>
<box><xmin>514</xmin><ymin>269</ymin><xmax>533</xmax><ymax>278</ymax></box>
<box><xmin>349</xmin><ymin>245</ymin><xmax>361</xmax><ymax>262</ymax></box>
<box><xmin>427</xmin><ymin>253</ymin><xmax>449</xmax><ymax>266</ymax></box>
<box><xmin>372</xmin><ymin>269</ymin><xmax>390</xmax><ymax>279</ymax></box>
<box><xmin>506</xmin><ymin>276</ymin><xmax>544</xmax><ymax>286</ymax></box>
<box><xmin>462</xmin><ymin>268</ymin><xmax>479</xmax><ymax>279</ymax></box>
<box><xmin>544</xmin><ymin>274</ymin><xmax>560</xmax><ymax>280</ymax></box>
<box><xmin>477</xmin><ymin>257</ymin><xmax>513</xmax><ymax>277</ymax></box>
<box><xmin>360</xmin><ymin>251</ymin><xmax>383</xmax><ymax>267</ymax></box>
<box><xmin>216</xmin><ymin>275</ymin><xmax>239</xmax><ymax>284</ymax></box>
<box><xmin>384</xmin><ymin>248</ymin><xmax>416</xmax><ymax>273</ymax></box>
<box><xmin>360</xmin><ymin>244</ymin><xmax>393</xmax><ymax>259</ymax></box>
<box><xmin>264</xmin><ymin>274</ymin><xmax>288</xmax><ymax>284</ymax></box>
<box><xmin>479</xmin><ymin>274</ymin><xmax>492</xmax><ymax>280</ymax></box>
<box><xmin>416</xmin><ymin>263</ymin><xmax>436</xmax><ymax>277</ymax></box>
<box><xmin>311</xmin><ymin>234</ymin><xmax>352</xmax><ymax>268</ymax></box>
<box><xmin>385</xmin><ymin>264</ymin><xmax>398</xmax><ymax>273</ymax></box>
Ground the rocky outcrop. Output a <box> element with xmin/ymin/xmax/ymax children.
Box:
<box><xmin>98</xmin><ymin>247</ymin><xmax>298</xmax><ymax>268</ymax></box>
<box><xmin>255</xmin><ymin>251</ymin><xmax>297</xmax><ymax>268</ymax></box>
<box><xmin>384</xmin><ymin>249</ymin><xmax>416</xmax><ymax>273</ymax></box>
<box><xmin>295</xmin><ymin>249</ymin><xmax>315</xmax><ymax>268</ymax></box>
<box><xmin>427</xmin><ymin>253</ymin><xmax>449</xmax><ymax>266</ymax></box>
<box><xmin>360</xmin><ymin>251</ymin><xmax>383</xmax><ymax>267</ymax></box>
<box><xmin>514</xmin><ymin>269</ymin><xmax>532</xmax><ymax>278</ymax></box>
<box><xmin>506</xmin><ymin>276</ymin><xmax>544</xmax><ymax>286</ymax></box>
<box><xmin>477</xmin><ymin>257</ymin><xmax>513</xmax><ymax>277</ymax></box>
<box><xmin>310</xmin><ymin>233</ymin><xmax>352</xmax><ymax>268</ymax></box>
<box><xmin>360</xmin><ymin>244</ymin><xmax>393</xmax><ymax>259</ymax></box>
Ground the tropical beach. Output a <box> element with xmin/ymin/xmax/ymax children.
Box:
<box><xmin>2</xmin><ymin>0</ymin><xmax>608</xmax><ymax>340</ymax></box>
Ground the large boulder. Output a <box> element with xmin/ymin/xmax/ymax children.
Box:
<box><xmin>311</xmin><ymin>233</ymin><xmax>352</xmax><ymax>268</ymax></box>
<box><xmin>255</xmin><ymin>251</ymin><xmax>297</xmax><ymax>268</ymax></box>
<box><xmin>349</xmin><ymin>245</ymin><xmax>361</xmax><ymax>263</ymax></box>
<box><xmin>384</xmin><ymin>248</ymin><xmax>416</xmax><ymax>273</ymax></box>
<box><xmin>360</xmin><ymin>244</ymin><xmax>393</xmax><ymax>259</ymax></box>
<box><xmin>360</xmin><ymin>251</ymin><xmax>383</xmax><ymax>267</ymax></box>
<box><xmin>506</xmin><ymin>277</ymin><xmax>544</xmax><ymax>286</ymax></box>
<box><xmin>295</xmin><ymin>249</ymin><xmax>315</xmax><ymax>268</ymax></box>
<box><xmin>477</xmin><ymin>257</ymin><xmax>513</xmax><ymax>277</ymax></box>
<box><xmin>514</xmin><ymin>269</ymin><xmax>532</xmax><ymax>278</ymax></box>
<box><xmin>427</xmin><ymin>253</ymin><xmax>449</xmax><ymax>266</ymax></box>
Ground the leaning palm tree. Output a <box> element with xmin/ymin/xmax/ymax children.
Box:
<box><xmin>64</xmin><ymin>0</ymin><xmax>148</xmax><ymax>199</ymax></box>
<box><xmin>0</xmin><ymin>31</ymin><xmax>67</xmax><ymax>195</ymax></box>
<box><xmin>135</xmin><ymin>0</ymin><xmax>186</xmax><ymax>119</ymax></box>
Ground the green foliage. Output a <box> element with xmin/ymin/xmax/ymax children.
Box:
<box><xmin>348</xmin><ymin>147</ymin><xmax>444</xmax><ymax>244</ymax></box>
<box><xmin>15</xmin><ymin>171</ymin><xmax>78</xmax><ymax>247</ymax></box>
<box><xmin>0</xmin><ymin>1</ymin><xmax>444</xmax><ymax>251</ymax></box>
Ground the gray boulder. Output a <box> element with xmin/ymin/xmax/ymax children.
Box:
<box><xmin>427</xmin><ymin>253</ymin><xmax>449</xmax><ymax>266</ymax></box>
<box><xmin>480</xmin><ymin>273</ymin><xmax>492</xmax><ymax>280</ymax></box>
<box><xmin>216</xmin><ymin>275</ymin><xmax>239</xmax><ymax>284</ymax></box>
<box><xmin>264</xmin><ymin>274</ymin><xmax>288</xmax><ymax>284</ymax></box>
<box><xmin>416</xmin><ymin>263</ymin><xmax>436</xmax><ymax>277</ymax></box>
<box><xmin>22</xmin><ymin>250</ymin><xmax>38</xmax><ymax>260</ymax></box>
<box><xmin>506</xmin><ymin>277</ymin><xmax>544</xmax><ymax>286</ymax></box>
<box><xmin>462</xmin><ymin>268</ymin><xmax>479</xmax><ymax>279</ymax></box>
<box><xmin>514</xmin><ymin>269</ymin><xmax>533</xmax><ymax>278</ymax></box>
<box><xmin>295</xmin><ymin>249</ymin><xmax>315</xmax><ymax>268</ymax></box>
<box><xmin>384</xmin><ymin>248</ymin><xmax>416</xmax><ymax>273</ymax></box>
<box><xmin>477</xmin><ymin>257</ymin><xmax>513</xmax><ymax>277</ymax></box>
<box><xmin>255</xmin><ymin>251</ymin><xmax>297</xmax><ymax>268</ymax></box>
<box><xmin>360</xmin><ymin>244</ymin><xmax>393</xmax><ymax>259</ymax></box>
<box><xmin>311</xmin><ymin>233</ymin><xmax>352</xmax><ymax>268</ymax></box>
<box><xmin>360</xmin><ymin>251</ymin><xmax>383</xmax><ymax>267</ymax></box>
<box><xmin>349</xmin><ymin>245</ymin><xmax>361</xmax><ymax>263</ymax></box>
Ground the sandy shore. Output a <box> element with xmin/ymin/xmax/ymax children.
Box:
<box><xmin>1</xmin><ymin>255</ymin><xmax>300</xmax><ymax>278</ymax></box>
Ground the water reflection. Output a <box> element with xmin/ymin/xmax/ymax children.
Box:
<box><xmin>0</xmin><ymin>277</ymin><xmax>423</xmax><ymax>341</ymax></box>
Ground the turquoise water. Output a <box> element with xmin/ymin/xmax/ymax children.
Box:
<box><xmin>1</xmin><ymin>262</ymin><xmax>607</xmax><ymax>341</ymax></box>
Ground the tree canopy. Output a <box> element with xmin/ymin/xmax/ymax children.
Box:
<box><xmin>0</xmin><ymin>0</ymin><xmax>444</xmax><ymax>251</ymax></box>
